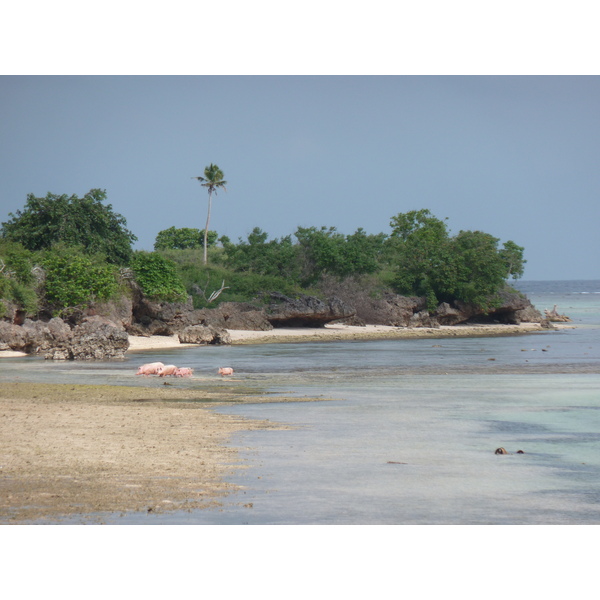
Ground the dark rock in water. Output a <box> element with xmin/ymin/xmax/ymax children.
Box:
<box><xmin>0</xmin><ymin>321</ymin><xmax>29</xmax><ymax>351</ymax></box>
<box><xmin>128</xmin><ymin>293</ymin><xmax>273</xmax><ymax>336</ymax></box>
<box><xmin>22</xmin><ymin>318</ymin><xmax>72</xmax><ymax>353</ymax></box>
<box><xmin>544</xmin><ymin>305</ymin><xmax>572</xmax><ymax>322</ymax></box>
<box><xmin>0</xmin><ymin>317</ymin><xmax>72</xmax><ymax>354</ymax></box>
<box><xmin>44</xmin><ymin>316</ymin><xmax>129</xmax><ymax>360</ymax></box>
<box><xmin>262</xmin><ymin>292</ymin><xmax>355</xmax><ymax>328</ymax></box>
<box><xmin>494</xmin><ymin>447</ymin><xmax>509</xmax><ymax>455</ymax></box>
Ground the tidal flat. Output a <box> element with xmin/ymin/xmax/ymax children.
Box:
<box><xmin>0</xmin><ymin>382</ymin><xmax>321</xmax><ymax>524</ymax></box>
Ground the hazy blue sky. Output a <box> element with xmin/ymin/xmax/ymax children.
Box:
<box><xmin>1</xmin><ymin>75</ymin><xmax>598</xmax><ymax>280</ymax></box>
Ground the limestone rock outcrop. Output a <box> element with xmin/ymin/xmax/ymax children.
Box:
<box><xmin>261</xmin><ymin>292</ymin><xmax>355</xmax><ymax>328</ymax></box>
<box><xmin>61</xmin><ymin>316</ymin><xmax>129</xmax><ymax>360</ymax></box>
<box><xmin>178</xmin><ymin>325</ymin><xmax>231</xmax><ymax>345</ymax></box>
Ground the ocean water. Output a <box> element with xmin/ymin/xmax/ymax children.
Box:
<box><xmin>2</xmin><ymin>280</ymin><xmax>599</xmax><ymax>524</ymax></box>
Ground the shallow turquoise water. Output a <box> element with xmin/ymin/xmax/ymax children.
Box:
<box><xmin>3</xmin><ymin>280</ymin><xmax>599</xmax><ymax>524</ymax></box>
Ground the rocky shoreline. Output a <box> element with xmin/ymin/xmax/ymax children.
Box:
<box><xmin>1</xmin><ymin>286</ymin><xmax>567</xmax><ymax>360</ymax></box>
<box><xmin>1</xmin><ymin>322</ymin><xmax>570</xmax><ymax>359</ymax></box>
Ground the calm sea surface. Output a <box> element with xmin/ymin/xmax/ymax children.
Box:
<box><xmin>2</xmin><ymin>280</ymin><xmax>599</xmax><ymax>524</ymax></box>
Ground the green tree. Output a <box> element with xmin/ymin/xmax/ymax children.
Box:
<box><xmin>0</xmin><ymin>241</ymin><xmax>38</xmax><ymax>315</ymax></box>
<box><xmin>223</xmin><ymin>227</ymin><xmax>300</xmax><ymax>279</ymax></box>
<box><xmin>1</xmin><ymin>189</ymin><xmax>137</xmax><ymax>264</ymax></box>
<box><xmin>499</xmin><ymin>240</ymin><xmax>526</xmax><ymax>279</ymax></box>
<box><xmin>130</xmin><ymin>252</ymin><xmax>188</xmax><ymax>303</ymax></box>
<box><xmin>154</xmin><ymin>226</ymin><xmax>218</xmax><ymax>251</ymax></box>
<box><xmin>294</xmin><ymin>226</ymin><xmax>387</xmax><ymax>285</ymax></box>
<box><xmin>192</xmin><ymin>164</ymin><xmax>227</xmax><ymax>266</ymax></box>
<box><xmin>41</xmin><ymin>245</ymin><xmax>119</xmax><ymax>313</ymax></box>
<box><xmin>0</xmin><ymin>240</ymin><xmax>36</xmax><ymax>285</ymax></box>
<box><xmin>450</xmin><ymin>230</ymin><xmax>510</xmax><ymax>307</ymax></box>
<box><xmin>388</xmin><ymin>209</ymin><xmax>453</xmax><ymax>308</ymax></box>
<box><xmin>388</xmin><ymin>209</ymin><xmax>525</xmax><ymax>311</ymax></box>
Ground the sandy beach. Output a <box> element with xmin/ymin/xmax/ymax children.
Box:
<box><xmin>126</xmin><ymin>322</ymin><xmax>559</xmax><ymax>352</ymax></box>
<box><xmin>0</xmin><ymin>322</ymin><xmax>563</xmax><ymax>359</ymax></box>
<box><xmin>0</xmin><ymin>321</ymin><xmax>566</xmax><ymax>523</ymax></box>
<box><xmin>0</xmin><ymin>381</ymin><xmax>324</xmax><ymax>524</ymax></box>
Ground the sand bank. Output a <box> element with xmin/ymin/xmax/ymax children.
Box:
<box><xmin>1</xmin><ymin>322</ymin><xmax>565</xmax><ymax>359</ymax></box>
<box><xmin>0</xmin><ymin>381</ymin><xmax>323</xmax><ymax>524</ymax></box>
<box><xmin>127</xmin><ymin>322</ymin><xmax>559</xmax><ymax>352</ymax></box>
<box><xmin>223</xmin><ymin>322</ymin><xmax>560</xmax><ymax>345</ymax></box>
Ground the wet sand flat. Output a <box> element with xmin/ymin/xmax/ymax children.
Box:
<box><xmin>0</xmin><ymin>382</ymin><xmax>314</xmax><ymax>524</ymax></box>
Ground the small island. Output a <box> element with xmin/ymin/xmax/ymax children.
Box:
<box><xmin>1</xmin><ymin>188</ymin><xmax>555</xmax><ymax>359</ymax></box>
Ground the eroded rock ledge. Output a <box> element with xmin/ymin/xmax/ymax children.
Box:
<box><xmin>0</xmin><ymin>286</ymin><xmax>548</xmax><ymax>359</ymax></box>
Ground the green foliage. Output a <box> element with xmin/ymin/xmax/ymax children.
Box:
<box><xmin>389</xmin><ymin>210</ymin><xmax>454</xmax><ymax>305</ymax></box>
<box><xmin>1</xmin><ymin>189</ymin><xmax>137</xmax><ymax>264</ymax></box>
<box><xmin>7</xmin><ymin>280</ymin><xmax>38</xmax><ymax>314</ymax></box>
<box><xmin>499</xmin><ymin>240</ymin><xmax>526</xmax><ymax>279</ymax></box>
<box><xmin>295</xmin><ymin>226</ymin><xmax>387</xmax><ymax>285</ymax></box>
<box><xmin>130</xmin><ymin>251</ymin><xmax>188</xmax><ymax>303</ymax></box>
<box><xmin>223</xmin><ymin>228</ymin><xmax>300</xmax><ymax>279</ymax></box>
<box><xmin>450</xmin><ymin>230</ymin><xmax>509</xmax><ymax>308</ymax></box>
<box><xmin>154</xmin><ymin>226</ymin><xmax>218</xmax><ymax>251</ymax></box>
<box><xmin>42</xmin><ymin>245</ymin><xmax>119</xmax><ymax>312</ymax></box>
<box><xmin>0</xmin><ymin>241</ymin><xmax>39</xmax><ymax>314</ymax></box>
<box><xmin>0</xmin><ymin>241</ymin><xmax>36</xmax><ymax>285</ymax></box>
<box><xmin>389</xmin><ymin>209</ymin><xmax>526</xmax><ymax>311</ymax></box>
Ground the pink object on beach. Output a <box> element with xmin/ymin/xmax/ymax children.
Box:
<box><xmin>158</xmin><ymin>364</ymin><xmax>178</xmax><ymax>377</ymax></box>
<box><xmin>218</xmin><ymin>367</ymin><xmax>234</xmax><ymax>376</ymax></box>
<box><xmin>174</xmin><ymin>367</ymin><xmax>194</xmax><ymax>377</ymax></box>
<box><xmin>136</xmin><ymin>362</ymin><xmax>165</xmax><ymax>375</ymax></box>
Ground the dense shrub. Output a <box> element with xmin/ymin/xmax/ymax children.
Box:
<box><xmin>41</xmin><ymin>245</ymin><xmax>120</xmax><ymax>312</ymax></box>
<box><xmin>0</xmin><ymin>241</ymin><xmax>39</xmax><ymax>314</ymax></box>
<box><xmin>154</xmin><ymin>227</ymin><xmax>218</xmax><ymax>251</ymax></box>
<box><xmin>130</xmin><ymin>252</ymin><xmax>188</xmax><ymax>303</ymax></box>
<box><xmin>223</xmin><ymin>228</ymin><xmax>300</xmax><ymax>279</ymax></box>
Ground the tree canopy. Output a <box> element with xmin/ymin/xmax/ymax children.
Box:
<box><xmin>154</xmin><ymin>226</ymin><xmax>218</xmax><ymax>251</ymax></box>
<box><xmin>1</xmin><ymin>185</ymin><xmax>527</xmax><ymax>317</ymax></box>
<box><xmin>130</xmin><ymin>252</ymin><xmax>188</xmax><ymax>303</ymax></box>
<box><xmin>0</xmin><ymin>189</ymin><xmax>137</xmax><ymax>265</ymax></box>
<box><xmin>389</xmin><ymin>209</ymin><xmax>526</xmax><ymax>310</ymax></box>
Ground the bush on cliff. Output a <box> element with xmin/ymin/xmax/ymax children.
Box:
<box><xmin>41</xmin><ymin>245</ymin><xmax>120</xmax><ymax>314</ymax></box>
<box><xmin>0</xmin><ymin>241</ymin><xmax>39</xmax><ymax>315</ymax></box>
<box><xmin>389</xmin><ymin>209</ymin><xmax>526</xmax><ymax>311</ymax></box>
<box><xmin>154</xmin><ymin>226</ymin><xmax>218</xmax><ymax>251</ymax></box>
<box><xmin>130</xmin><ymin>251</ymin><xmax>188</xmax><ymax>303</ymax></box>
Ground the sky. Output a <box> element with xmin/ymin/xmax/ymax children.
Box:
<box><xmin>1</xmin><ymin>75</ymin><xmax>599</xmax><ymax>280</ymax></box>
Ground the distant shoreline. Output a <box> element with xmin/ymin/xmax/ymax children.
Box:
<box><xmin>0</xmin><ymin>322</ymin><xmax>571</xmax><ymax>359</ymax></box>
<box><xmin>128</xmin><ymin>322</ymin><xmax>566</xmax><ymax>351</ymax></box>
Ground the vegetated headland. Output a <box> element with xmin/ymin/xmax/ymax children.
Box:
<box><xmin>0</xmin><ymin>187</ymin><xmax>571</xmax><ymax>523</ymax></box>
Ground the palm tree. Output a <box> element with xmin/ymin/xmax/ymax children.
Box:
<box><xmin>192</xmin><ymin>163</ymin><xmax>227</xmax><ymax>265</ymax></box>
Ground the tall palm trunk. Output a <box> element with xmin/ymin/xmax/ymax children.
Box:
<box><xmin>193</xmin><ymin>163</ymin><xmax>226</xmax><ymax>267</ymax></box>
<box><xmin>203</xmin><ymin>190</ymin><xmax>212</xmax><ymax>265</ymax></box>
